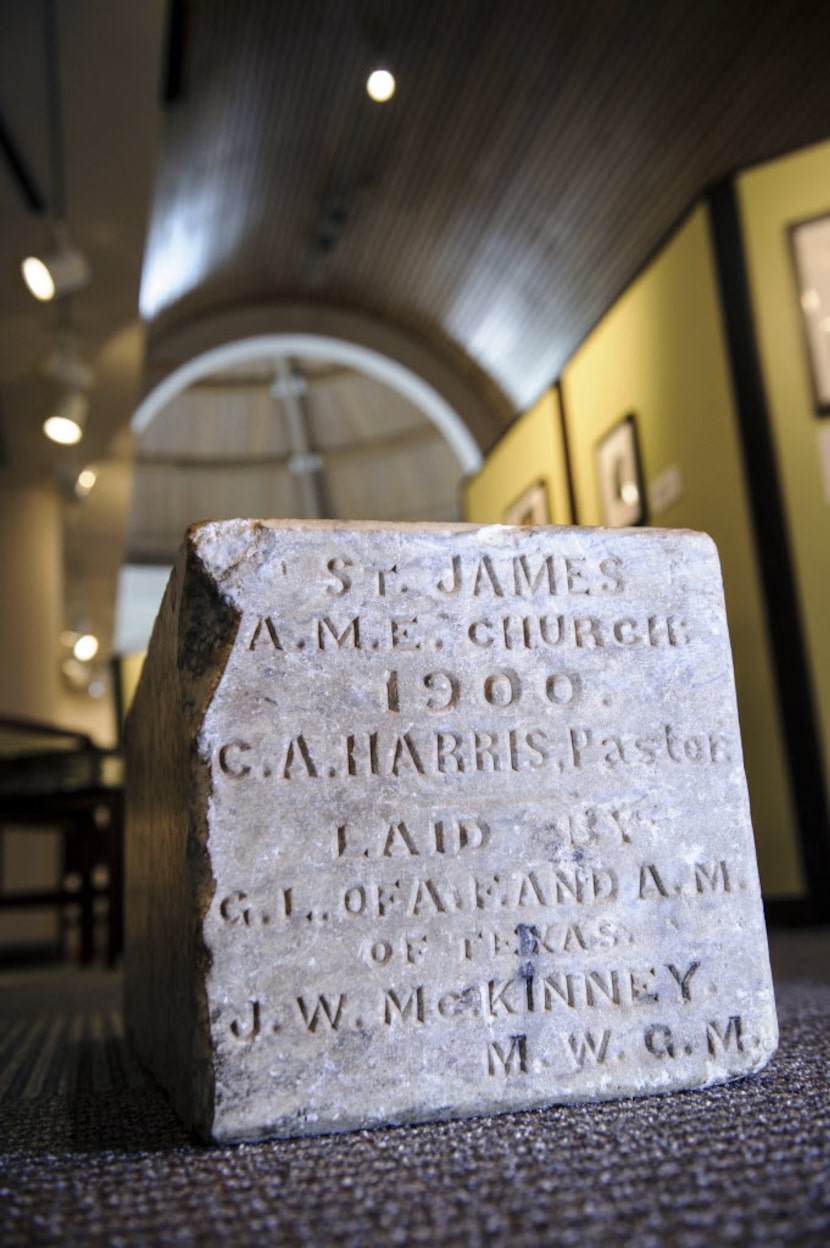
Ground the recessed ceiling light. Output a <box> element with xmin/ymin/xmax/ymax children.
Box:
<box><xmin>366</xmin><ymin>68</ymin><xmax>395</xmax><ymax>102</ymax></box>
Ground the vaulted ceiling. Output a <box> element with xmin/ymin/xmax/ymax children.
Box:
<box><xmin>143</xmin><ymin>0</ymin><xmax>830</xmax><ymax>411</ymax></box>
<box><xmin>2</xmin><ymin>0</ymin><xmax>830</xmax><ymax>675</ymax></box>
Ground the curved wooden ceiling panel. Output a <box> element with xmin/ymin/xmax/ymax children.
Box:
<box><xmin>143</xmin><ymin>0</ymin><xmax>830</xmax><ymax>412</ymax></box>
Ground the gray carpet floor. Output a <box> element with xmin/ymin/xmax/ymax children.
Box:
<box><xmin>1</xmin><ymin>930</ymin><xmax>829</xmax><ymax>1246</ymax></box>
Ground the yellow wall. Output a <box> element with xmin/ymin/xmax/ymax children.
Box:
<box><xmin>463</xmin><ymin>388</ymin><xmax>572</xmax><ymax>525</ymax></box>
<box><xmin>560</xmin><ymin>205</ymin><xmax>803</xmax><ymax>896</ymax></box>
<box><xmin>116</xmin><ymin>652</ymin><xmax>147</xmax><ymax>727</ymax></box>
<box><xmin>738</xmin><ymin>140</ymin><xmax>830</xmax><ymax>799</ymax></box>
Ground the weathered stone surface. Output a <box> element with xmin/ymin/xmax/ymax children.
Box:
<box><xmin>125</xmin><ymin>520</ymin><xmax>777</xmax><ymax>1143</ymax></box>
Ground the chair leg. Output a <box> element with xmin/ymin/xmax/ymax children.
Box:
<box><xmin>78</xmin><ymin>812</ymin><xmax>96</xmax><ymax>964</ymax></box>
<box><xmin>107</xmin><ymin>793</ymin><xmax>124</xmax><ymax>965</ymax></box>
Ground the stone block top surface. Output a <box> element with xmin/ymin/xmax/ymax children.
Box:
<box><xmin>126</xmin><ymin>520</ymin><xmax>777</xmax><ymax>1142</ymax></box>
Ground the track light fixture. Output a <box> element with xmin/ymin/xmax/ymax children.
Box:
<box><xmin>74</xmin><ymin>467</ymin><xmax>97</xmax><ymax>497</ymax></box>
<box><xmin>41</xmin><ymin>332</ymin><xmax>94</xmax><ymax>390</ymax></box>
<box><xmin>22</xmin><ymin>8</ymin><xmax>90</xmax><ymax>302</ymax></box>
<box><xmin>73</xmin><ymin>632</ymin><xmax>99</xmax><ymax>662</ymax></box>
<box><xmin>60</xmin><ymin>634</ymin><xmax>106</xmax><ymax>696</ymax></box>
<box><xmin>22</xmin><ymin>227</ymin><xmax>90</xmax><ymax>302</ymax></box>
<box><xmin>41</xmin><ymin>331</ymin><xmax>94</xmax><ymax>447</ymax></box>
<box><xmin>54</xmin><ymin>461</ymin><xmax>98</xmax><ymax>502</ymax></box>
<box><xmin>43</xmin><ymin>388</ymin><xmax>88</xmax><ymax>445</ymax></box>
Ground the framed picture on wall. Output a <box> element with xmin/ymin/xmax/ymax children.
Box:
<box><xmin>789</xmin><ymin>213</ymin><xmax>830</xmax><ymax>415</ymax></box>
<box><xmin>595</xmin><ymin>413</ymin><xmax>647</xmax><ymax>527</ymax></box>
<box><xmin>503</xmin><ymin>479</ymin><xmax>550</xmax><ymax>526</ymax></box>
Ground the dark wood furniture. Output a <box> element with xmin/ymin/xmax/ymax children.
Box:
<box><xmin>0</xmin><ymin>716</ymin><xmax>124</xmax><ymax>964</ymax></box>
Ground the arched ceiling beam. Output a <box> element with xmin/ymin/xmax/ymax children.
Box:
<box><xmin>136</xmin><ymin>338</ymin><xmax>495</xmax><ymax>474</ymax></box>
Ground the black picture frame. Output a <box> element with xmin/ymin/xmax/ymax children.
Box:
<box><xmin>503</xmin><ymin>479</ymin><xmax>551</xmax><ymax>526</ymax></box>
<box><xmin>789</xmin><ymin>213</ymin><xmax>830</xmax><ymax>416</ymax></box>
<box><xmin>595</xmin><ymin>413</ymin><xmax>647</xmax><ymax>527</ymax></box>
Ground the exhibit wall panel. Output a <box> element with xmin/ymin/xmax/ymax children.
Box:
<box><xmin>737</xmin><ymin>140</ymin><xmax>830</xmax><ymax>802</ymax></box>
<box><xmin>560</xmin><ymin>205</ymin><xmax>803</xmax><ymax>897</ymax></box>
<box><xmin>462</xmin><ymin>388</ymin><xmax>572</xmax><ymax>525</ymax></box>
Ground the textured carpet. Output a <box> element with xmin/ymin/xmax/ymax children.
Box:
<box><xmin>1</xmin><ymin>932</ymin><xmax>829</xmax><ymax>1247</ymax></box>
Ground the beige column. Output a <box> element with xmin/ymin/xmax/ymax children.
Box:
<box><xmin>0</xmin><ymin>486</ymin><xmax>63</xmax><ymax>722</ymax></box>
<box><xmin>0</xmin><ymin>486</ymin><xmax>64</xmax><ymax>949</ymax></box>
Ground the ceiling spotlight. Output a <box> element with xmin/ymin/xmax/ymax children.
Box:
<box><xmin>73</xmin><ymin>633</ymin><xmax>99</xmax><ymax>662</ymax></box>
<box><xmin>75</xmin><ymin>467</ymin><xmax>97</xmax><ymax>497</ymax></box>
<box><xmin>22</xmin><ymin>232</ymin><xmax>90</xmax><ymax>302</ymax></box>
<box><xmin>366</xmin><ymin>68</ymin><xmax>396</xmax><ymax>102</ymax></box>
<box><xmin>22</xmin><ymin>256</ymin><xmax>57</xmax><ymax>301</ymax></box>
<box><xmin>43</xmin><ymin>389</ymin><xmax>89</xmax><ymax>445</ymax></box>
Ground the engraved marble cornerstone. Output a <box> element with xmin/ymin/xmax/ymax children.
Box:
<box><xmin>124</xmin><ymin>520</ymin><xmax>777</xmax><ymax>1142</ymax></box>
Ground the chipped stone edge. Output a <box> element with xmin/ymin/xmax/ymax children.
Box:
<box><xmin>125</xmin><ymin>525</ymin><xmax>241</xmax><ymax>1139</ymax></box>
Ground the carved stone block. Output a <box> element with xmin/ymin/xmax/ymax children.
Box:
<box><xmin>124</xmin><ymin>520</ymin><xmax>777</xmax><ymax>1142</ymax></box>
